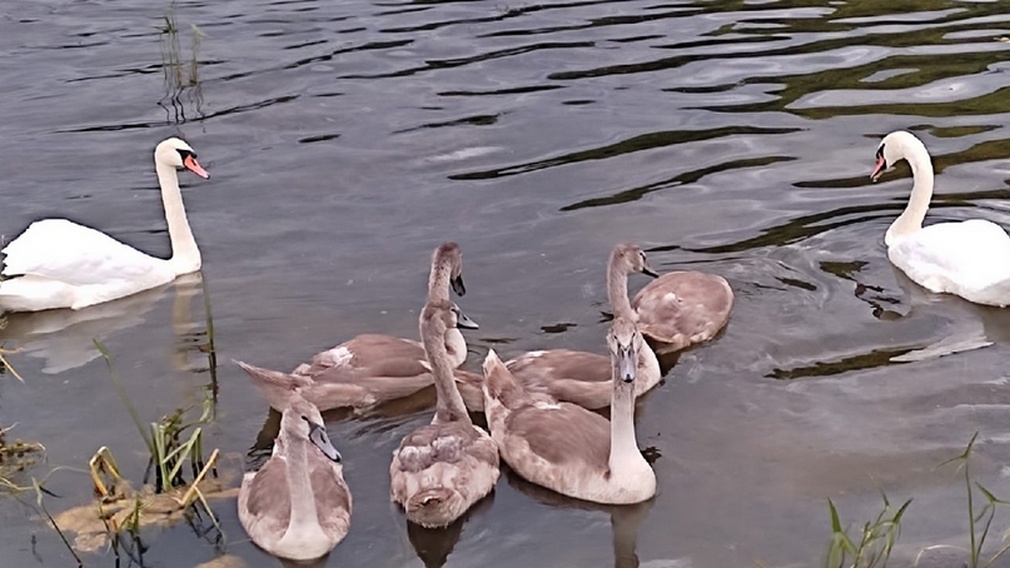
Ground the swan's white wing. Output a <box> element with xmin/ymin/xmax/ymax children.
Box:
<box><xmin>890</xmin><ymin>219</ymin><xmax>1010</xmax><ymax>291</ymax></box>
<box><xmin>2</xmin><ymin>219</ymin><xmax>166</xmax><ymax>286</ymax></box>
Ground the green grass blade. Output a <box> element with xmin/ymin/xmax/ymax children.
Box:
<box><xmin>94</xmin><ymin>340</ymin><xmax>153</xmax><ymax>453</ymax></box>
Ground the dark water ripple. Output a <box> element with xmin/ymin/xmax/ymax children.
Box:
<box><xmin>5</xmin><ymin>1</ymin><xmax>1010</xmax><ymax>567</ymax></box>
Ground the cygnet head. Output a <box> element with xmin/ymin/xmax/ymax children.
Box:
<box><xmin>155</xmin><ymin>137</ymin><xmax>210</xmax><ymax>179</ymax></box>
<box><xmin>871</xmin><ymin>130</ymin><xmax>927</xmax><ymax>182</ymax></box>
<box><xmin>282</xmin><ymin>395</ymin><xmax>342</xmax><ymax>463</ymax></box>
<box><xmin>607</xmin><ymin>316</ymin><xmax>641</xmax><ymax>385</ymax></box>
<box><xmin>611</xmin><ymin>243</ymin><xmax>659</xmax><ymax>278</ymax></box>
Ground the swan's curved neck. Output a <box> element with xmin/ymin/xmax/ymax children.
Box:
<box><xmin>277</xmin><ymin>432</ymin><xmax>321</xmax><ymax>534</ymax></box>
<box><xmin>609</xmin><ymin>378</ymin><xmax>645</xmax><ymax>474</ymax></box>
<box><xmin>886</xmin><ymin>147</ymin><xmax>934</xmax><ymax>246</ymax></box>
<box><xmin>424</xmin><ymin>324</ymin><xmax>470</xmax><ymax>424</ymax></box>
<box><xmin>427</xmin><ymin>259</ymin><xmax>453</xmax><ymax>303</ymax></box>
<box><xmin>156</xmin><ymin>161</ymin><xmax>201</xmax><ymax>274</ymax></box>
<box><xmin>606</xmin><ymin>255</ymin><xmax>635</xmax><ymax>320</ymax></box>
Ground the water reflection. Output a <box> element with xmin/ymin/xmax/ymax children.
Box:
<box><xmin>0</xmin><ymin>272</ymin><xmax>213</xmax><ymax>375</ymax></box>
<box><xmin>504</xmin><ymin>469</ymin><xmax>653</xmax><ymax>568</ymax></box>
<box><xmin>7</xmin><ymin>0</ymin><xmax>1010</xmax><ymax>565</ymax></box>
<box><xmin>450</xmin><ymin>126</ymin><xmax>800</xmax><ymax>181</ymax></box>
<box><xmin>561</xmin><ymin>155</ymin><xmax>795</xmax><ymax>212</ymax></box>
<box><xmin>405</xmin><ymin>493</ymin><xmax>495</xmax><ymax>568</ymax></box>
<box><xmin>159</xmin><ymin>7</ymin><xmax>207</xmax><ymax>126</ymax></box>
<box><xmin>767</xmin><ymin>259</ymin><xmax>1010</xmax><ymax>379</ymax></box>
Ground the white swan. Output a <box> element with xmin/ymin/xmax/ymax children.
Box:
<box><xmin>237</xmin><ymin>242</ymin><xmax>471</xmax><ymax>411</ymax></box>
<box><xmin>0</xmin><ymin>138</ymin><xmax>210</xmax><ymax>313</ymax></box>
<box><xmin>482</xmin><ymin>316</ymin><xmax>656</xmax><ymax>504</ymax></box>
<box><xmin>237</xmin><ymin>370</ymin><xmax>352</xmax><ymax>561</ymax></box>
<box><xmin>390</xmin><ymin>299</ymin><xmax>499</xmax><ymax>528</ymax></box>
<box><xmin>456</xmin><ymin>244</ymin><xmax>661</xmax><ymax>412</ymax></box>
<box><xmin>871</xmin><ymin>130</ymin><xmax>1010</xmax><ymax>306</ymax></box>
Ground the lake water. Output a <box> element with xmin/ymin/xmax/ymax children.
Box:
<box><xmin>4</xmin><ymin>0</ymin><xmax>1010</xmax><ymax>566</ymax></box>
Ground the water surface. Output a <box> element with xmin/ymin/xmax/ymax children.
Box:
<box><xmin>4</xmin><ymin>0</ymin><xmax>1010</xmax><ymax>566</ymax></box>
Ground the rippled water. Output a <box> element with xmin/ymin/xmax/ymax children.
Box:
<box><xmin>4</xmin><ymin>0</ymin><xmax>1010</xmax><ymax>566</ymax></box>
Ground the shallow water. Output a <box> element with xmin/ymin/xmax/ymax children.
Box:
<box><xmin>4</xmin><ymin>0</ymin><xmax>1010</xmax><ymax>566</ymax></box>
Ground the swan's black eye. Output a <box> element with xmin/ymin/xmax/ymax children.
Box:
<box><xmin>177</xmin><ymin>148</ymin><xmax>197</xmax><ymax>159</ymax></box>
<box><xmin>300</xmin><ymin>415</ymin><xmax>309</xmax><ymax>422</ymax></box>
<box><xmin>875</xmin><ymin>144</ymin><xmax>885</xmax><ymax>159</ymax></box>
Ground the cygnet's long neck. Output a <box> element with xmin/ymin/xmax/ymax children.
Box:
<box><xmin>277</xmin><ymin>429</ymin><xmax>321</xmax><ymax>533</ymax></box>
<box><xmin>609</xmin><ymin>377</ymin><xmax>645</xmax><ymax>475</ymax></box>
<box><xmin>424</xmin><ymin>322</ymin><xmax>470</xmax><ymax>425</ymax></box>
<box><xmin>606</xmin><ymin>253</ymin><xmax>635</xmax><ymax>321</ymax></box>
<box><xmin>885</xmin><ymin>144</ymin><xmax>934</xmax><ymax>246</ymax></box>
<box><xmin>427</xmin><ymin>257</ymin><xmax>454</xmax><ymax>303</ymax></box>
<box><xmin>156</xmin><ymin>160</ymin><xmax>201</xmax><ymax>274</ymax></box>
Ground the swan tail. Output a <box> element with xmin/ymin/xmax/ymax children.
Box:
<box><xmin>405</xmin><ymin>487</ymin><xmax>463</xmax><ymax>528</ymax></box>
<box><xmin>482</xmin><ymin>349</ymin><xmax>530</xmax><ymax>411</ymax></box>
<box><xmin>234</xmin><ymin>360</ymin><xmax>314</xmax><ymax>409</ymax></box>
<box><xmin>452</xmin><ymin>370</ymin><xmax>484</xmax><ymax>412</ymax></box>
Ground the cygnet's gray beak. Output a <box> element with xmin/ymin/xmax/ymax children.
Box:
<box><xmin>305</xmin><ymin>418</ymin><xmax>342</xmax><ymax>463</ymax></box>
<box><xmin>617</xmin><ymin>344</ymin><xmax>637</xmax><ymax>384</ymax></box>
<box><xmin>454</xmin><ymin>305</ymin><xmax>479</xmax><ymax>330</ymax></box>
<box><xmin>451</xmin><ymin>274</ymin><xmax>466</xmax><ymax>297</ymax></box>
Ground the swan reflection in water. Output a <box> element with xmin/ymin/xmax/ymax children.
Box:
<box><xmin>401</xmin><ymin>491</ymin><xmax>495</xmax><ymax>568</ymax></box>
<box><xmin>0</xmin><ymin>271</ymin><xmax>214</xmax><ymax>375</ymax></box>
<box><xmin>851</xmin><ymin>262</ymin><xmax>1010</xmax><ymax>362</ymax></box>
<box><xmin>504</xmin><ymin>468</ymin><xmax>654</xmax><ymax>568</ymax></box>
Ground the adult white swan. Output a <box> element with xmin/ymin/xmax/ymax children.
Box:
<box><xmin>0</xmin><ymin>137</ymin><xmax>210</xmax><ymax>313</ymax></box>
<box><xmin>871</xmin><ymin>130</ymin><xmax>1010</xmax><ymax>306</ymax></box>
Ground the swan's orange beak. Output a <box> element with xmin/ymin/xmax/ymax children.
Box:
<box><xmin>870</xmin><ymin>155</ymin><xmax>886</xmax><ymax>182</ymax></box>
<box><xmin>184</xmin><ymin>155</ymin><xmax>210</xmax><ymax>179</ymax></box>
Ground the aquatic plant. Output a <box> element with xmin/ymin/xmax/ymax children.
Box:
<box><xmin>822</xmin><ymin>432</ymin><xmax>1010</xmax><ymax>568</ymax></box>
<box><xmin>33</xmin><ymin>479</ymin><xmax>83</xmax><ymax>567</ymax></box>
<box><xmin>823</xmin><ymin>493</ymin><xmax>910</xmax><ymax>568</ymax></box>
<box><xmin>95</xmin><ymin>339</ymin><xmax>217</xmax><ymax>493</ymax></box>
<box><xmin>80</xmin><ymin>445</ymin><xmax>224</xmax><ymax>561</ymax></box>
<box><xmin>198</xmin><ymin>273</ymin><xmax>219</xmax><ymax>409</ymax></box>
<box><xmin>915</xmin><ymin>432</ymin><xmax>1010</xmax><ymax>568</ymax></box>
<box><xmin>0</xmin><ymin>423</ymin><xmax>45</xmax><ymax>493</ymax></box>
<box><xmin>158</xmin><ymin>1</ymin><xmax>206</xmax><ymax>124</ymax></box>
<box><xmin>159</xmin><ymin>4</ymin><xmax>204</xmax><ymax>89</ymax></box>
<box><xmin>69</xmin><ymin>340</ymin><xmax>227</xmax><ymax>557</ymax></box>
<box><xmin>0</xmin><ymin>321</ymin><xmax>25</xmax><ymax>381</ymax></box>
<box><xmin>148</xmin><ymin>394</ymin><xmax>214</xmax><ymax>493</ymax></box>
<box><xmin>0</xmin><ymin>347</ymin><xmax>23</xmax><ymax>382</ymax></box>
<box><xmin>0</xmin><ymin>422</ymin><xmax>82</xmax><ymax>565</ymax></box>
